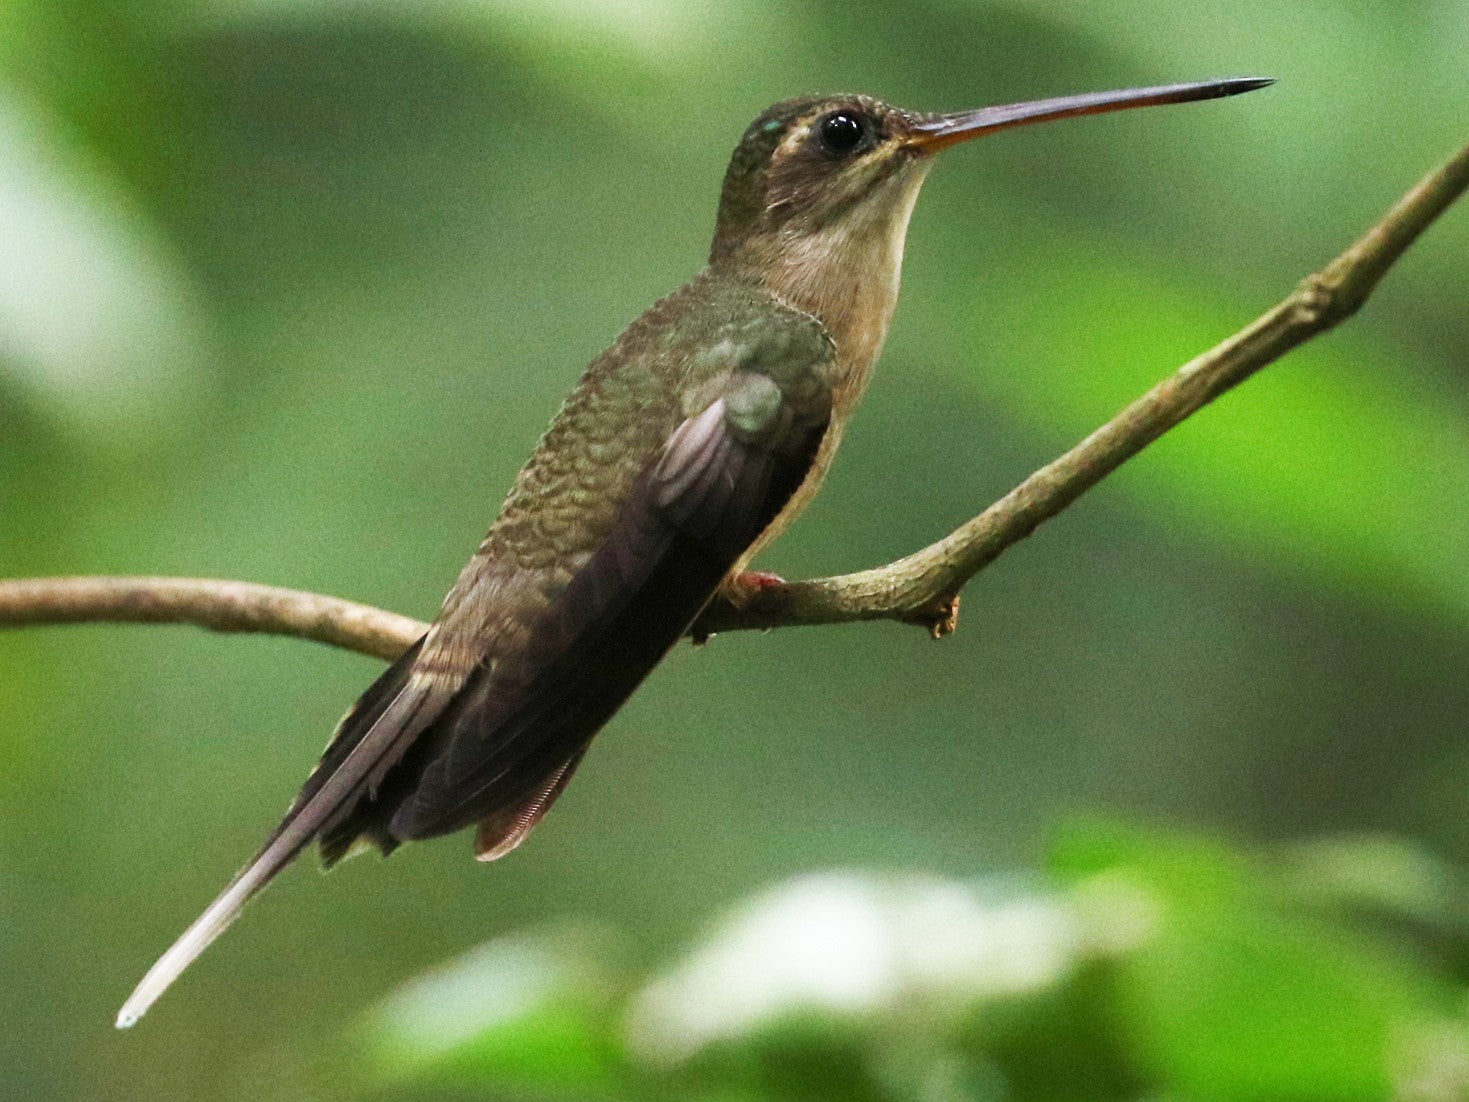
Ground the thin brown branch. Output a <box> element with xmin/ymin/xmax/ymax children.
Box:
<box><xmin>1</xmin><ymin>143</ymin><xmax>1466</xmax><ymax>655</ymax></box>
<box><xmin>0</xmin><ymin>576</ymin><xmax>423</xmax><ymax>661</ymax></box>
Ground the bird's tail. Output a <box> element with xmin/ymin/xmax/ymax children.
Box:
<box><xmin>116</xmin><ymin>636</ymin><xmax>429</xmax><ymax>1028</ymax></box>
<box><xmin>115</xmin><ymin>816</ymin><xmax>312</xmax><ymax>1028</ymax></box>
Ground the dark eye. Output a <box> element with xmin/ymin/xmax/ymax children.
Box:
<box><xmin>818</xmin><ymin>111</ymin><xmax>866</xmax><ymax>155</ymax></box>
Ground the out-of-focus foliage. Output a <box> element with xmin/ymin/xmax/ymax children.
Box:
<box><xmin>1</xmin><ymin>1</ymin><xmax>1465</xmax><ymax>1100</ymax></box>
<box><xmin>334</xmin><ymin>822</ymin><xmax>1469</xmax><ymax>1102</ymax></box>
<box><xmin>966</xmin><ymin>249</ymin><xmax>1469</xmax><ymax>621</ymax></box>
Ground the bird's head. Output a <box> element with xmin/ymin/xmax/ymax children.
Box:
<box><xmin>708</xmin><ymin>79</ymin><xmax>1273</xmax><ymax>272</ymax></box>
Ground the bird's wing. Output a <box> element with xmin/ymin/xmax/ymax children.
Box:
<box><xmin>389</xmin><ymin>365</ymin><xmax>831</xmax><ymax>846</ymax></box>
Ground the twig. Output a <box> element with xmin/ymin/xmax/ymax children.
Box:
<box><xmin>2</xmin><ymin>143</ymin><xmax>1466</xmax><ymax>656</ymax></box>
<box><xmin>0</xmin><ymin>577</ymin><xmax>423</xmax><ymax>661</ymax></box>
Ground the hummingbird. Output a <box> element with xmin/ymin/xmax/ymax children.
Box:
<box><xmin>118</xmin><ymin>76</ymin><xmax>1271</xmax><ymax>1027</ymax></box>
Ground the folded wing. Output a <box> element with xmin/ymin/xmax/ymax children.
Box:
<box><xmin>389</xmin><ymin>378</ymin><xmax>830</xmax><ymax>846</ymax></box>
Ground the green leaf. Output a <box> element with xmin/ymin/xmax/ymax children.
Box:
<box><xmin>0</xmin><ymin>83</ymin><xmax>206</xmax><ymax>439</ymax></box>
<box><xmin>355</xmin><ymin>926</ymin><xmax>636</xmax><ymax>1099</ymax></box>
<box><xmin>1051</xmin><ymin>819</ymin><xmax>1452</xmax><ymax>1101</ymax></box>
<box><xmin>1285</xmin><ymin>834</ymin><xmax>1469</xmax><ymax>936</ymax></box>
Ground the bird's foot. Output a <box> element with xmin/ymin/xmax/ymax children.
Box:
<box><xmin>721</xmin><ymin>570</ymin><xmax>787</xmax><ymax>608</ymax></box>
<box><xmin>691</xmin><ymin>571</ymin><xmax>788</xmax><ymax>647</ymax></box>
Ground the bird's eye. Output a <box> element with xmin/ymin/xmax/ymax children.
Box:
<box><xmin>818</xmin><ymin>111</ymin><xmax>866</xmax><ymax>155</ymax></box>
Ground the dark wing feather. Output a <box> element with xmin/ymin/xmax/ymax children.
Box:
<box><xmin>388</xmin><ymin>396</ymin><xmax>824</xmax><ymax>845</ymax></box>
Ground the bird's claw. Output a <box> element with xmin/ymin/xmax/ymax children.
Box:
<box><xmin>721</xmin><ymin>570</ymin><xmax>788</xmax><ymax>608</ymax></box>
<box><xmin>691</xmin><ymin>571</ymin><xmax>789</xmax><ymax>647</ymax></box>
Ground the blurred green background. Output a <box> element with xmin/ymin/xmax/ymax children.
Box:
<box><xmin>1</xmin><ymin>1</ymin><xmax>1466</xmax><ymax>1099</ymax></box>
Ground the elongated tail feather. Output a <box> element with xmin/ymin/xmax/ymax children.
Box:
<box><xmin>116</xmin><ymin>637</ymin><xmax>433</xmax><ymax>1028</ymax></box>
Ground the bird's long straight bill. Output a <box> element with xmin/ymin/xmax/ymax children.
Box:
<box><xmin>908</xmin><ymin>77</ymin><xmax>1274</xmax><ymax>151</ymax></box>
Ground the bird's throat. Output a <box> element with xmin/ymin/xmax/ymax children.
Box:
<box><xmin>719</xmin><ymin>162</ymin><xmax>931</xmax><ymax>575</ymax></box>
<box><xmin>751</xmin><ymin>162</ymin><xmax>931</xmax><ymax>408</ymax></box>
